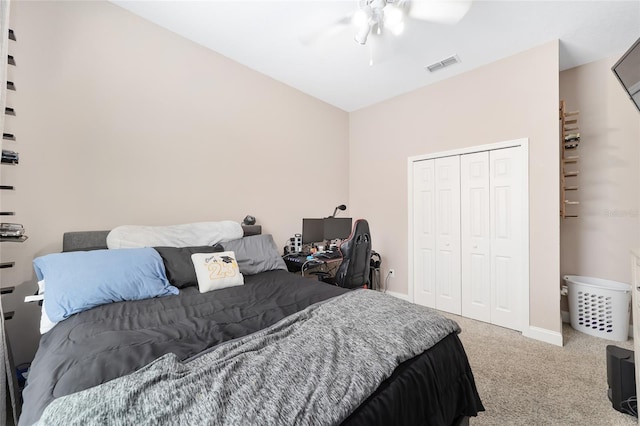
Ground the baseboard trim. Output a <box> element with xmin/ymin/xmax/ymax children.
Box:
<box><xmin>523</xmin><ymin>326</ymin><xmax>563</xmax><ymax>347</ymax></box>
<box><xmin>385</xmin><ymin>294</ymin><xmax>565</xmax><ymax>346</ymax></box>
<box><xmin>384</xmin><ymin>290</ymin><xmax>411</xmax><ymax>301</ymax></box>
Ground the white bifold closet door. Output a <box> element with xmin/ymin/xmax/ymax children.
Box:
<box><xmin>461</xmin><ymin>147</ymin><xmax>522</xmax><ymax>330</ymax></box>
<box><xmin>434</xmin><ymin>156</ymin><xmax>461</xmax><ymax>314</ymax></box>
<box><xmin>414</xmin><ymin>146</ymin><xmax>522</xmax><ymax>331</ymax></box>
<box><xmin>412</xmin><ymin>156</ymin><xmax>461</xmax><ymax>315</ymax></box>
<box><xmin>461</xmin><ymin>151</ymin><xmax>491</xmax><ymax>322</ymax></box>
<box><xmin>412</xmin><ymin>159</ymin><xmax>436</xmax><ymax>308</ymax></box>
<box><xmin>488</xmin><ymin>147</ymin><xmax>522</xmax><ymax>330</ymax></box>
<box><xmin>413</xmin><ymin>160</ymin><xmax>436</xmax><ymax>308</ymax></box>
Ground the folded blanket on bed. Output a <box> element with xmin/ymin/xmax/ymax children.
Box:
<box><xmin>36</xmin><ymin>290</ymin><xmax>460</xmax><ymax>426</ymax></box>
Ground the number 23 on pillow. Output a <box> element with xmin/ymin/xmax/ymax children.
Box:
<box><xmin>191</xmin><ymin>251</ymin><xmax>244</xmax><ymax>293</ymax></box>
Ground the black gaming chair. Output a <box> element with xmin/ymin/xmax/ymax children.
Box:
<box><xmin>331</xmin><ymin>219</ymin><xmax>372</xmax><ymax>289</ymax></box>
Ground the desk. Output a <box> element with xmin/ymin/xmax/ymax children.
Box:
<box><xmin>283</xmin><ymin>253</ymin><xmax>342</xmax><ymax>279</ymax></box>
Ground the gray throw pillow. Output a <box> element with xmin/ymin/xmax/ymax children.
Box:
<box><xmin>222</xmin><ymin>234</ymin><xmax>287</xmax><ymax>275</ymax></box>
<box><xmin>154</xmin><ymin>244</ymin><xmax>224</xmax><ymax>288</ymax></box>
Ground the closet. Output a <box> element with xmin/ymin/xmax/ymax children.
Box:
<box><xmin>411</xmin><ymin>142</ymin><xmax>525</xmax><ymax>331</ymax></box>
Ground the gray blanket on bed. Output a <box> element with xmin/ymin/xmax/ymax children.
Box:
<box><xmin>36</xmin><ymin>290</ymin><xmax>460</xmax><ymax>426</ymax></box>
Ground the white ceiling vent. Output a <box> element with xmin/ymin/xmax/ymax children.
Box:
<box><xmin>425</xmin><ymin>55</ymin><xmax>461</xmax><ymax>72</ymax></box>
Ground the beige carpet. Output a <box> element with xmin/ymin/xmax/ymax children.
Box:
<box><xmin>444</xmin><ymin>313</ymin><xmax>637</xmax><ymax>426</ymax></box>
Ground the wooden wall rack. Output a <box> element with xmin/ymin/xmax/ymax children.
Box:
<box><xmin>560</xmin><ymin>100</ymin><xmax>580</xmax><ymax>218</ymax></box>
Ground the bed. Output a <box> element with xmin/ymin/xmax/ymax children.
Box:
<box><xmin>19</xmin><ymin>224</ymin><xmax>483</xmax><ymax>425</ymax></box>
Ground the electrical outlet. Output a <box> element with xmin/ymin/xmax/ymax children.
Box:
<box><xmin>388</xmin><ymin>269</ymin><xmax>395</xmax><ymax>278</ymax></box>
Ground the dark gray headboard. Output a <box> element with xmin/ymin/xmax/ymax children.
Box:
<box><xmin>62</xmin><ymin>225</ymin><xmax>262</xmax><ymax>252</ymax></box>
<box><xmin>62</xmin><ymin>231</ymin><xmax>111</xmax><ymax>252</ymax></box>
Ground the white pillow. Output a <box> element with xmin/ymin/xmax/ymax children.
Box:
<box><xmin>30</xmin><ymin>280</ymin><xmax>58</xmax><ymax>334</ymax></box>
<box><xmin>191</xmin><ymin>251</ymin><xmax>244</xmax><ymax>293</ymax></box>
<box><xmin>106</xmin><ymin>221</ymin><xmax>243</xmax><ymax>249</ymax></box>
<box><xmin>40</xmin><ymin>299</ymin><xmax>58</xmax><ymax>334</ymax></box>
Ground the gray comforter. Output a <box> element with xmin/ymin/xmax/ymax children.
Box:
<box><xmin>20</xmin><ymin>270</ymin><xmax>348</xmax><ymax>426</ymax></box>
<box><xmin>37</xmin><ymin>290</ymin><xmax>460</xmax><ymax>426</ymax></box>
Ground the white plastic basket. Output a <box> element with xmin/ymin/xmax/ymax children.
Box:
<box><xmin>564</xmin><ymin>275</ymin><xmax>631</xmax><ymax>341</ymax></box>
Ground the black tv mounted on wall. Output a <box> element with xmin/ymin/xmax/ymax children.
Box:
<box><xmin>612</xmin><ymin>36</ymin><xmax>640</xmax><ymax>113</ymax></box>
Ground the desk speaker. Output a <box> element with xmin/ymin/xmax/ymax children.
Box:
<box><xmin>606</xmin><ymin>345</ymin><xmax>637</xmax><ymax>417</ymax></box>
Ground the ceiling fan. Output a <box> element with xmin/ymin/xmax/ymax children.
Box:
<box><xmin>302</xmin><ymin>0</ymin><xmax>473</xmax><ymax>47</ymax></box>
<box><xmin>353</xmin><ymin>0</ymin><xmax>473</xmax><ymax>45</ymax></box>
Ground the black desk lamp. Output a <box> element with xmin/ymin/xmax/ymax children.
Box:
<box><xmin>330</xmin><ymin>204</ymin><xmax>347</xmax><ymax>218</ymax></box>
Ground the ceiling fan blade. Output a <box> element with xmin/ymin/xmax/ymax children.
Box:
<box><xmin>299</xmin><ymin>14</ymin><xmax>353</xmax><ymax>46</ymax></box>
<box><xmin>407</xmin><ymin>0</ymin><xmax>473</xmax><ymax>24</ymax></box>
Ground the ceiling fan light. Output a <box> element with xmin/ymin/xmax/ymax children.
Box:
<box><xmin>390</xmin><ymin>21</ymin><xmax>405</xmax><ymax>36</ymax></box>
<box><xmin>384</xmin><ymin>4</ymin><xmax>404</xmax><ymax>27</ymax></box>
<box><xmin>353</xmin><ymin>7</ymin><xmax>371</xmax><ymax>29</ymax></box>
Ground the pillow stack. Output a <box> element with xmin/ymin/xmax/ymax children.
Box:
<box><xmin>32</xmin><ymin>233</ymin><xmax>287</xmax><ymax>333</ymax></box>
<box><xmin>33</xmin><ymin>248</ymin><xmax>179</xmax><ymax>333</ymax></box>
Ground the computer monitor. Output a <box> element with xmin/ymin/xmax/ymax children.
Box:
<box><xmin>323</xmin><ymin>217</ymin><xmax>352</xmax><ymax>241</ymax></box>
<box><xmin>302</xmin><ymin>219</ymin><xmax>325</xmax><ymax>244</ymax></box>
<box><xmin>302</xmin><ymin>218</ymin><xmax>352</xmax><ymax>244</ymax></box>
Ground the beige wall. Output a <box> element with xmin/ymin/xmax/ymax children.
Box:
<box><xmin>2</xmin><ymin>2</ymin><xmax>577</xmax><ymax>365</ymax></box>
<box><xmin>2</xmin><ymin>1</ymin><xmax>349</xmax><ymax>365</ymax></box>
<box><xmin>559</xmin><ymin>56</ymin><xmax>640</xmax><ymax>313</ymax></box>
<box><xmin>349</xmin><ymin>41</ymin><xmax>561</xmax><ymax>335</ymax></box>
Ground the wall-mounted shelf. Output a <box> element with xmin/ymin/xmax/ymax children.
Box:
<box><xmin>2</xmin><ymin>149</ymin><xmax>19</xmax><ymax>165</ymax></box>
<box><xmin>0</xmin><ymin>186</ymin><xmax>14</xmax><ymax>190</ymax></box>
<box><xmin>560</xmin><ymin>100</ymin><xmax>580</xmax><ymax>219</ymax></box>
<box><xmin>2</xmin><ymin>133</ymin><xmax>14</xmax><ymax>141</ymax></box>
<box><xmin>0</xmin><ymin>236</ymin><xmax>27</xmax><ymax>243</ymax></box>
<box><xmin>0</xmin><ymin>286</ymin><xmax>14</xmax><ymax>294</ymax></box>
<box><xmin>2</xmin><ymin>21</ymin><xmax>23</xmax><ymax>422</ymax></box>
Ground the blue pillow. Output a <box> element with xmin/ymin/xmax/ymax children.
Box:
<box><xmin>33</xmin><ymin>247</ymin><xmax>178</xmax><ymax>322</ymax></box>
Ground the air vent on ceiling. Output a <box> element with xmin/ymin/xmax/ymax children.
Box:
<box><xmin>425</xmin><ymin>55</ymin><xmax>460</xmax><ymax>72</ymax></box>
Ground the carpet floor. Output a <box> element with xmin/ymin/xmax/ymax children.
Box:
<box><xmin>444</xmin><ymin>313</ymin><xmax>637</xmax><ymax>426</ymax></box>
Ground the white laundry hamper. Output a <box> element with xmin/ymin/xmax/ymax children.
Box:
<box><xmin>564</xmin><ymin>275</ymin><xmax>631</xmax><ymax>341</ymax></box>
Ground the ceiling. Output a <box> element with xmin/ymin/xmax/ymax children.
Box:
<box><xmin>112</xmin><ymin>0</ymin><xmax>640</xmax><ymax>112</ymax></box>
